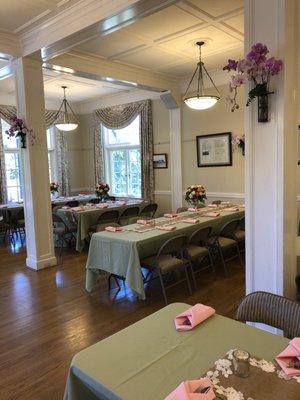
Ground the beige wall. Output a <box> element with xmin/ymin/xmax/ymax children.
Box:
<box><xmin>182</xmin><ymin>84</ymin><xmax>245</xmax><ymax>199</ymax></box>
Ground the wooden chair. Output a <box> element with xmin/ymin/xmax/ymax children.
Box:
<box><xmin>217</xmin><ymin>219</ymin><xmax>244</xmax><ymax>273</ymax></box>
<box><xmin>89</xmin><ymin>210</ymin><xmax>119</xmax><ymax>233</ymax></box>
<box><xmin>141</xmin><ymin>235</ymin><xmax>194</xmax><ymax>304</ymax></box>
<box><xmin>177</xmin><ymin>207</ymin><xmax>188</xmax><ymax>213</ymax></box>
<box><xmin>139</xmin><ymin>203</ymin><xmax>158</xmax><ymax>218</ymax></box>
<box><xmin>186</xmin><ymin>227</ymin><xmax>215</xmax><ymax>282</ymax></box>
<box><xmin>235</xmin><ymin>291</ymin><xmax>300</xmax><ymax>339</ymax></box>
<box><xmin>118</xmin><ymin>207</ymin><xmax>140</xmax><ymax>226</ymax></box>
<box><xmin>52</xmin><ymin>213</ymin><xmax>77</xmax><ymax>255</ymax></box>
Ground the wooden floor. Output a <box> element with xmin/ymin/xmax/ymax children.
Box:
<box><xmin>0</xmin><ymin>239</ymin><xmax>245</xmax><ymax>400</ymax></box>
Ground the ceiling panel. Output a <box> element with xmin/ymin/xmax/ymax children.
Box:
<box><xmin>123</xmin><ymin>5</ymin><xmax>203</xmax><ymax>41</ymax></box>
<box><xmin>187</xmin><ymin>0</ymin><xmax>243</xmax><ymax>18</ymax></box>
<box><xmin>223</xmin><ymin>14</ymin><xmax>244</xmax><ymax>33</ymax></box>
<box><xmin>78</xmin><ymin>31</ymin><xmax>145</xmax><ymax>58</ymax></box>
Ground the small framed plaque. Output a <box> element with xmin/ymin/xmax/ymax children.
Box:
<box><xmin>196</xmin><ymin>132</ymin><xmax>232</xmax><ymax>167</ymax></box>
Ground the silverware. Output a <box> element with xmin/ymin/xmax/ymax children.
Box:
<box><xmin>194</xmin><ymin>386</ymin><xmax>210</xmax><ymax>394</ymax></box>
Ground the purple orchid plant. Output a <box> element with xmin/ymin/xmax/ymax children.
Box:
<box><xmin>6</xmin><ymin>116</ymin><xmax>35</xmax><ymax>148</ymax></box>
<box><xmin>223</xmin><ymin>43</ymin><xmax>283</xmax><ymax>112</ymax></box>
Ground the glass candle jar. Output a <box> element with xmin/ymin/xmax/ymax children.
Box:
<box><xmin>232</xmin><ymin>349</ymin><xmax>250</xmax><ymax>378</ymax></box>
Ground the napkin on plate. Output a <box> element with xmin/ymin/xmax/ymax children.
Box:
<box><xmin>137</xmin><ymin>219</ymin><xmax>152</xmax><ymax>225</ymax></box>
<box><xmin>71</xmin><ymin>206</ymin><xmax>84</xmax><ymax>212</ymax></box>
<box><xmin>61</xmin><ymin>206</ymin><xmax>70</xmax><ymax>210</ymax></box>
<box><xmin>164</xmin><ymin>213</ymin><xmax>178</xmax><ymax>218</ymax></box>
<box><xmin>116</xmin><ymin>201</ymin><xmax>126</xmax><ymax>205</ymax></box>
<box><xmin>165</xmin><ymin>378</ymin><xmax>215</xmax><ymax>400</ymax></box>
<box><xmin>225</xmin><ymin>207</ymin><xmax>239</xmax><ymax>212</ymax></box>
<box><xmin>105</xmin><ymin>226</ymin><xmax>124</xmax><ymax>233</ymax></box>
<box><xmin>188</xmin><ymin>207</ymin><xmax>197</xmax><ymax>212</ymax></box>
<box><xmin>182</xmin><ymin>218</ymin><xmax>199</xmax><ymax>224</ymax></box>
<box><xmin>157</xmin><ymin>225</ymin><xmax>176</xmax><ymax>231</ymax></box>
<box><xmin>174</xmin><ymin>303</ymin><xmax>215</xmax><ymax>331</ymax></box>
<box><xmin>95</xmin><ymin>203</ymin><xmax>108</xmax><ymax>208</ymax></box>
<box><xmin>275</xmin><ymin>338</ymin><xmax>300</xmax><ymax>376</ymax></box>
<box><xmin>203</xmin><ymin>212</ymin><xmax>220</xmax><ymax>218</ymax></box>
<box><xmin>207</xmin><ymin>204</ymin><xmax>218</xmax><ymax>208</ymax></box>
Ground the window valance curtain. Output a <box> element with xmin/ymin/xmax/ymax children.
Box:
<box><xmin>93</xmin><ymin>99</ymin><xmax>154</xmax><ymax>201</ymax></box>
<box><xmin>0</xmin><ymin>105</ymin><xmax>70</xmax><ymax>200</ymax></box>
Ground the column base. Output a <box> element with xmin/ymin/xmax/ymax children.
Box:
<box><xmin>26</xmin><ymin>254</ymin><xmax>57</xmax><ymax>270</ymax></box>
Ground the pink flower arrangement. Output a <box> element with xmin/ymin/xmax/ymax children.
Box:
<box><xmin>95</xmin><ymin>182</ymin><xmax>110</xmax><ymax>198</ymax></box>
<box><xmin>185</xmin><ymin>184</ymin><xmax>207</xmax><ymax>206</ymax></box>
<box><xmin>50</xmin><ymin>182</ymin><xmax>59</xmax><ymax>193</ymax></box>
<box><xmin>223</xmin><ymin>43</ymin><xmax>283</xmax><ymax>112</ymax></box>
<box><xmin>5</xmin><ymin>116</ymin><xmax>35</xmax><ymax>148</ymax></box>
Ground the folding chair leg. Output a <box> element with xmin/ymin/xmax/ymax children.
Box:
<box><xmin>184</xmin><ymin>265</ymin><xmax>193</xmax><ymax>294</ymax></box>
<box><xmin>208</xmin><ymin>251</ymin><xmax>216</xmax><ymax>277</ymax></box>
<box><xmin>218</xmin><ymin>246</ymin><xmax>228</xmax><ymax>275</ymax></box>
<box><xmin>189</xmin><ymin>263</ymin><xmax>197</xmax><ymax>290</ymax></box>
<box><xmin>157</xmin><ymin>270</ymin><xmax>168</xmax><ymax>305</ymax></box>
<box><xmin>237</xmin><ymin>245</ymin><xmax>244</xmax><ymax>267</ymax></box>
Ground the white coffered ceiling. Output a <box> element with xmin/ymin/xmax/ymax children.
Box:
<box><xmin>76</xmin><ymin>0</ymin><xmax>244</xmax><ymax>78</ymax></box>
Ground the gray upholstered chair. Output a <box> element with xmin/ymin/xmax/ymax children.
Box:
<box><xmin>235</xmin><ymin>291</ymin><xmax>300</xmax><ymax>339</ymax></box>
<box><xmin>217</xmin><ymin>219</ymin><xmax>244</xmax><ymax>273</ymax></box>
<box><xmin>186</xmin><ymin>226</ymin><xmax>215</xmax><ymax>281</ymax></box>
<box><xmin>141</xmin><ymin>235</ymin><xmax>194</xmax><ymax>304</ymax></box>
<box><xmin>177</xmin><ymin>207</ymin><xmax>188</xmax><ymax>213</ymax></box>
<box><xmin>139</xmin><ymin>203</ymin><xmax>158</xmax><ymax>218</ymax></box>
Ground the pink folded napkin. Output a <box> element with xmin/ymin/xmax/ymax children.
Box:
<box><xmin>182</xmin><ymin>218</ymin><xmax>199</xmax><ymax>224</ymax></box>
<box><xmin>188</xmin><ymin>207</ymin><xmax>197</xmax><ymax>212</ymax></box>
<box><xmin>61</xmin><ymin>206</ymin><xmax>70</xmax><ymax>210</ymax></box>
<box><xmin>0</xmin><ymin>205</ymin><xmax>7</xmax><ymax>208</ymax></box>
<box><xmin>71</xmin><ymin>206</ymin><xmax>84</xmax><ymax>212</ymax></box>
<box><xmin>116</xmin><ymin>201</ymin><xmax>126</xmax><ymax>205</ymax></box>
<box><xmin>275</xmin><ymin>338</ymin><xmax>300</xmax><ymax>376</ymax></box>
<box><xmin>105</xmin><ymin>226</ymin><xmax>124</xmax><ymax>233</ymax></box>
<box><xmin>174</xmin><ymin>304</ymin><xmax>215</xmax><ymax>331</ymax></box>
<box><xmin>137</xmin><ymin>219</ymin><xmax>152</xmax><ymax>225</ymax></box>
<box><xmin>225</xmin><ymin>207</ymin><xmax>239</xmax><ymax>212</ymax></box>
<box><xmin>85</xmin><ymin>203</ymin><xmax>94</xmax><ymax>207</ymax></box>
<box><xmin>203</xmin><ymin>212</ymin><xmax>220</xmax><ymax>218</ymax></box>
<box><xmin>157</xmin><ymin>225</ymin><xmax>176</xmax><ymax>231</ymax></box>
<box><xmin>95</xmin><ymin>204</ymin><xmax>108</xmax><ymax>209</ymax></box>
<box><xmin>164</xmin><ymin>213</ymin><xmax>178</xmax><ymax>218</ymax></box>
<box><xmin>207</xmin><ymin>204</ymin><xmax>218</xmax><ymax>208</ymax></box>
<box><xmin>165</xmin><ymin>378</ymin><xmax>215</xmax><ymax>400</ymax></box>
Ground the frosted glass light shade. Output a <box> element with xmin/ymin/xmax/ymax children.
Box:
<box><xmin>184</xmin><ymin>95</ymin><xmax>219</xmax><ymax>110</ymax></box>
<box><xmin>55</xmin><ymin>123</ymin><xmax>78</xmax><ymax>131</ymax></box>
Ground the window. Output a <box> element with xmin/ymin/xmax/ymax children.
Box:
<box><xmin>103</xmin><ymin>115</ymin><xmax>141</xmax><ymax>198</ymax></box>
<box><xmin>47</xmin><ymin>127</ymin><xmax>57</xmax><ymax>183</ymax></box>
<box><xmin>0</xmin><ymin>119</ymin><xmax>57</xmax><ymax>202</ymax></box>
<box><xmin>2</xmin><ymin>119</ymin><xmax>23</xmax><ymax>202</ymax></box>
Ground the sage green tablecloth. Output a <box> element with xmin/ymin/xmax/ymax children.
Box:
<box><xmin>58</xmin><ymin>201</ymin><xmax>147</xmax><ymax>252</ymax></box>
<box><xmin>85</xmin><ymin>208</ymin><xmax>245</xmax><ymax>299</ymax></box>
<box><xmin>63</xmin><ymin>303</ymin><xmax>288</xmax><ymax>400</ymax></box>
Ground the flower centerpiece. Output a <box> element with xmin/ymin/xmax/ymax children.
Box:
<box><xmin>223</xmin><ymin>43</ymin><xmax>283</xmax><ymax>122</ymax></box>
<box><xmin>185</xmin><ymin>184</ymin><xmax>207</xmax><ymax>207</ymax></box>
<box><xmin>50</xmin><ymin>182</ymin><xmax>59</xmax><ymax>198</ymax></box>
<box><xmin>5</xmin><ymin>116</ymin><xmax>35</xmax><ymax>148</ymax></box>
<box><xmin>232</xmin><ymin>135</ymin><xmax>245</xmax><ymax>156</ymax></box>
<box><xmin>95</xmin><ymin>182</ymin><xmax>110</xmax><ymax>201</ymax></box>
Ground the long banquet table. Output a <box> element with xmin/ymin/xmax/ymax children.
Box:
<box><xmin>85</xmin><ymin>207</ymin><xmax>245</xmax><ymax>299</ymax></box>
<box><xmin>63</xmin><ymin>303</ymin><xmax>289</xmax><ymax>400</ymax></box>
<box><xmin>58</xmin><ymin>200</ymin><xmax>147</xmax><ymax>252</ymax></box>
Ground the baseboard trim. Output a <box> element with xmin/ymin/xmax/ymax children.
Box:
<box><xmin>26</xmin><ymin>254</ymin><xmax>57</xmax><ymax>270</ymax></box>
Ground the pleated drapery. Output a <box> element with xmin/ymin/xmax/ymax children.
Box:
<box><xmin>0</xmin><ymin>105</ymin><xmax>70</xmax><ymax>199</ymax></box>
<box><xmin>93</xmin><ymin>100</ymin><xmax>154</xmax><ymax>201</ymax></box>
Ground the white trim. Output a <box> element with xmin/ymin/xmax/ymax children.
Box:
<box><xmin>26</xmin><ymin>254</ymin><xmax>57</xmax><ymax>270</ymax></box>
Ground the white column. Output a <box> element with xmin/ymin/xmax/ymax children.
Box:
<box><xmin>169</xmin><ymin>108</ymin><xmax>182</xmax><ymax>211</ymax></box>
<box><xmin>14</xmin><ymin>55</ymin><xmax>57</xmax><ymax>270</ymax></box>
<box><xmin>245</xmin><ymin>0</ymin><xmax>298</xmax><ymax>298</ymax></box>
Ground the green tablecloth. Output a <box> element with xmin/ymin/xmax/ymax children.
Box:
<box><xmin>63</xmin><ymin>303</ymin><xmax>288</xmax><ymax>400</ymax></box>
<box><xmin>85</xmin><ymin>208</ymin><xmax>245</xmax><ymax>298</ymax></box>
<box><xmin>58</xmin><ymin>201</ymin><xmax>147</xmax><ymax>252</ymax></box>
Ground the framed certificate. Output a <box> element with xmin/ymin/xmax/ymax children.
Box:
<box><xmin>196</xmin><ymin>132</ymin><xmax>232</xmax><ymax>167</ymax></box>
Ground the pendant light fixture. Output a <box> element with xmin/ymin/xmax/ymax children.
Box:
<box><xmin>183</xmin><ymin>41</ymin><xmax>220</xmax><ymax>110</ymax></box>
<box><xmin>54</xmin><ymin>86</ymin><xmax>79</xmax><ymax>131</ymax></box>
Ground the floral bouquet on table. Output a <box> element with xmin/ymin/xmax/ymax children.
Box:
<box><xmin>185</xmin><ymin>185</ymin><xmax>207</xmax><ymax>207</ymax></box>
<box><xmin>5</xmin><ymin>116</ymin><xmax>35</xmax><ymax>149</ymax></box>
<box><xmin>95</xmin><ymin>182</ymin><xmax>110</xmax><ymax>201</ymax></box>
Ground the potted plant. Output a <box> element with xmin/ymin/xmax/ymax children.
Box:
<box><xmin>223</xmin><ymin>43</ymin><xmax>283</xmax><ymax>122</ymax></box>
<box><xmin>5</xmin><ymin>116</ymin><xmax>35</xmax><ymax>148</ymax></box>
<box><xmin>95</xmin><ymin>182</ymin><xmax>110</xmax><ymax>202</ymax></box>
<box><xmin>185</xmin><ymin>185</ymin><xmax>207</xmax><ymax>208</ymax></box>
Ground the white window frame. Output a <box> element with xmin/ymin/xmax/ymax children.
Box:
<box><xmin>1</xmin><ymin>119</ymin><xmax>24</xmax><ymax>203</ymax></box>
<box><xmin>102</xmin><ymin>117</ymin><xmax>141</xmax><ymax>198</ymax></box>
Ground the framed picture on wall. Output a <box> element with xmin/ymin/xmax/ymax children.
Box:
<box><xmin>153</xmin><ymin>153</ymin><xmax>168</xmax><ymax>169</ymax></box>
<box><xmin>196</xmin><ymin>132</ymin><xmax>232</xmax><ymax>167</ymax></box>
